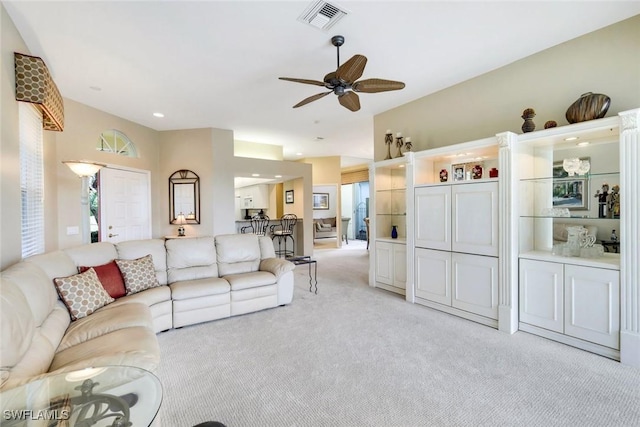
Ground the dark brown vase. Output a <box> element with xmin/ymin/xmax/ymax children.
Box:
<box><xmin>521</xmin><ymin>108</ymin><xmax>536</xmax><ymax>133</ymax></box>
<box><xmin>565</xmin><ymin>92</ymin><xmax>611</xmax><ymax>124</ymax></box>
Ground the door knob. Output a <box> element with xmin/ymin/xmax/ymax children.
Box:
<box><xmin>109</xmin><ymin>233</ymin><xmax>119</xmax><ymax>238</ymax></box>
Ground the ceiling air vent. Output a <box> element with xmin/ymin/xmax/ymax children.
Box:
<box><xmin>298</xmin><ymin>1</ymin><xmax>348</xmax><ymax>31</ymax></box>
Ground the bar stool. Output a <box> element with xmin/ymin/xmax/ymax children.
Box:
<box><xmin>270</xmin><ymin>214</ymin><xmax>297</xmax><ymax>258</ymax></box>
<box><xmin>241</xmin><ymin>214</ymin><xmax>270</xmax><ymax>236</ymax></box>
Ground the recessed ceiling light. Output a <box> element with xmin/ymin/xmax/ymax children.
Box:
<box><xmin>577</xmin><ymin>141</ymin><xmax>590</xmax><ymax>146</ymax></box>
<box><xmin>275</xmin><ymin>175</ymin><xmax>282</xmax><ymax>178</ymax></box>
<box><xmin>252</xmin><ymin>173</ymin><xmax>260</xmax><ymax>177</ymax></box>
<box><xmin>398</xmin><ymin>164</ymin><xmax>405</xmax><ymax>168</ymax></box>
<box><xmin>153</xmin><ymin>112</ymin><xmax>164</xmax><ymax>118</ymax></box>
<box><xmin>564</xmin><ymin>136</ymin><xmax>579</xmax><ymax>141</ymax></box>
<box><xmin>296</xmin><ymin>152</ymin><xmax>303</xmax><ymax>156</ymax></box>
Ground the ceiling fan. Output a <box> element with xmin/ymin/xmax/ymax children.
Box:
<box><xmin>279</xmin><ymin>35</ymin><xmax>405</xmax><ymax>112</ymax></box>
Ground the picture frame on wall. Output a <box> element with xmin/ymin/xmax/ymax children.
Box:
<box><xmin>285</xmin><ymin>190</ymin><xmax>294</xmax><ymax>204</ymax></box>
<box><xmin>312</xmin><ymin>193</ymin><xmax>329</xmax><ymax>210</ymax></box>
<box><xmin>452</xmin><ymin>163</ymin><xmax>466</xmax><ymax>181</ymax></box>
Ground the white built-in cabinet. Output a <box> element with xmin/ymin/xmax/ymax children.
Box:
<box><xmin>238</xmin><ymin>184</ymin><xmax>269</xmax><ymax>209</ymax></box>
<box><xmin>370</xmin><ymin>109</ymin><xmax>640</xmax><ymax>367</ymax></box>
<box><xmin>369</xmin><ymin>155</ymin><xmax>412</xmax><ymax>296</ymax></box>
<box><xmin>520</xmin><ymin>258</ymin><xmax>620</xmax><ymax>355</ymax></box>
<box><xmin>414</xmin><ymin>180</ymin><xmax>499</xmax><ymax>326</ymax></box>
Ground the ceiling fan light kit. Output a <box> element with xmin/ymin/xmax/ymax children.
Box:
<box><xmin>279</xmin><ymin>35</ymin><xmax>405</xmax><ymax>112</ymax></box>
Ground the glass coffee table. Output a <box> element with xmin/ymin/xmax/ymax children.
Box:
<box><xmin>0</xmin><ymin>365</ymin><xmax>162</xmax><ymax>427</ymax></box>
<box><xmin>287</xmin><ymin>255</ymin><xmax>318</xmax><ymax>294</ymax></box>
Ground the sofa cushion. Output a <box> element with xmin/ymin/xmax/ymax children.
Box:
<box><xmin>108</xmin><ymin>286</ymin><xmax>171</xmax><ymax>308</ymax></box>
<box><xmin>166</xmin><ymin>236</ymin><xmax>218</xmax><ymax>283</ymax></box>
<box><xmin>79</xmin><ymin>260</ymin><xmax>126</xmax><ymax>298</ymax></box>
<box><xmin>116</xmin><ymin>255</ymin><xmax>161</xmax><ymax>295</ymax></box>
<box><xmin>65</xmin><ymin>242</ymin><xmax>118</xmax><ymax>269</ymax></box>
<box><xmin>116</xmin><ymin>239</ymin><xmax>168</xmax><ymax>285</ymax></box>
<box><xmin>50</xmin><ymin>326</ymin><xmax>160</xmax><ymax>373</ymax></box>
<box><xmin>54</xmin><ymin>268</ymin><xmax>115</xmax><ymax>321</ymax></box>
<box><xmin>57</xmin><ymin>302</ymin><xmax>154</xmax><ymax>352</ymax></box>
<box><xmin>215</xmin><ymin>234</ymin><xmax>261</xmax><ymax>276</ymax></box>
<box><xmin>0</xmin><ymin>278</ymin><xmax>35</xmax><ymax>382</ymax></box>
<box><xmin>223</xmin><ymin>271</ymin><xmax>276</xmax><ymax>291</ymax></box>
<box><xmin>170</xmin><ymin>277</ymin><xmax>230</xmax><ymax>300</ymax></box>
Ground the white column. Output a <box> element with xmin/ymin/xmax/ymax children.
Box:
<box><xmin>497</xmin><ymin>132</ymin><xmax>519</xmax><ymax>333</ymax></box>
<box><xmin>619</xmin><ymin>108</ymin><xmax>640</xmax><ymax>367</ymax></box>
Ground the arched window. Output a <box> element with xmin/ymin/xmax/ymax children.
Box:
<box><xmin>97</xmin><ymin>129</ymin><xmax>138</xmax><ymax>157</ymax></box>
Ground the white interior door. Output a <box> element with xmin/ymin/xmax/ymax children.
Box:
<box><xmin>100</xmin><ymin>167</ymin><xmax>151</xmax><ymax>243</ymax></box>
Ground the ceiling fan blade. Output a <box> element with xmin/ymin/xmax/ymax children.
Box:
<box><xmin>279</xmin><ymin>77</ymin><xmax>326</xmax><ymax>87</ymax></box>
<box><xmin>338</xmin><ymin>91</ymin><xmax>361</xmax><ymax>112</ymax></box>
<box><xmin>293</xmin><ymin>91</ymin><xmax>332</xmax><ymax>108</ymax></box>
<box><xmin>336</xmin><ymin>54</ymin><xmax>367</xmax><ymax>85</ymax></box>
<box><xmin>352</xmin><ymin>78</ymin><xmax>406</xmax><ymax>93</ymax></box>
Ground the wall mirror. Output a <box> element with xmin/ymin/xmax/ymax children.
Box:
<box><xmin>169</xmin><ymin>169</ymin><xmax>200</xmax><ymax>224</ymax></box>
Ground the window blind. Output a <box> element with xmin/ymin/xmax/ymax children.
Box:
<box><xmin>19</xmin><ymin>102</ymin><xmax>45</xmax><ymax>258</ymax></box>
<box><xmin>341</xmin><ymin>168</ymin><xmax>369</xmax><ymax>185</ymax></box>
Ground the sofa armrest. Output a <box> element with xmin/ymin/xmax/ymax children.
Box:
<box><xmin>259</xmin><ymin>258</ymin><xmax>295</xmax><ymax>279</ymax></box>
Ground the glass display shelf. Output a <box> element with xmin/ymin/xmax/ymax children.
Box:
<box><xmin>376</xmin><ymin>188</ymin><xmax>406</xmax><ymax>192</ymax></box>
<box><xmin>519</xmin><ymin>171</ymin><xmax>619</xmax><ymax>182</ymax></box>
<box><xmin>520</xmin><ymin>215</ymin><xmax>620</xmax><ymax>220</ymax></box>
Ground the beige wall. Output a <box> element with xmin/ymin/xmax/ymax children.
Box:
<box><xmin>234</xmin><ymin>140</ymin><xmax>283</xmax><ymax>160</ymax></box>
<box><xmin>374</xmin><ymin>15</ymin><xmax>640</xmax><ymax>160</ymax></box>
<box><xmin>1</xmin><ymin>5</ymin><xmax>32</xmax><ymax>268</ymax></box>
<box><xmin>56</xmin><ymin>99</ymin><xmax>161</xmax><ymax>249</ymax></box>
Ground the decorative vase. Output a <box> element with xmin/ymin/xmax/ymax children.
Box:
<box><xmin>489</xmin><ymin>167</ymin><xmax>499</xmax><ymax>178</ymax></box>
<box><xmin>565</xmin><ymin>92</ymin><xmax>611</xmax><ymax>124</ymax></box>
<box><xmin>472</xmin><ymin>165</ymin><xmax>482</xmax><ymax>179</ymax></box>
<box><xmin>439</xmin><ymin>169</ymin><xmax>448</xmax><ymax>182</ymax></box>
<box><xmin>544</xmin><ymin>120</ymin><xmax>557</xmax><ymax>129</ymax></box>
<box><xmin>391</xmin><ymin>225</ymin><xmax>398</xmax><ymax>239</ymax></box>
<box><xmin>521</xmin><ymin>108</ymin><xmax>536</xmax><ymax>133</ymax></box>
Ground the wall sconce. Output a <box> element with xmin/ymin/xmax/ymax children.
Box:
<box><xmin>175</xmin><ymin>213</ymin><xmax>186</xmax><ymax>237</ymax></box>
<box><xmin>62</xmin><ymin>160</ymin><xmax>106</xmax><ymax>244</ymax></box>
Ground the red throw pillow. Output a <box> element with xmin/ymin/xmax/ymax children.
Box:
<box><xmin>79</xmin><ymin>260</ymin><xmax>126</xmax><ymax>299</ymax></box>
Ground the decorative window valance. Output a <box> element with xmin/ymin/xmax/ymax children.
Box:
<box><xmin>14</xmin><ymin>52</ymin><xmax>64</xmax><ymax>132</ymax></box>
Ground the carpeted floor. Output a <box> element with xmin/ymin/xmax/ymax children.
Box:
<box><xmin>155</xmin><ymin>240</ymin><xmax>640</xmax><ymax>426</ymax></box>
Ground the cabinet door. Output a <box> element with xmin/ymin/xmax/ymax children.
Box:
<box><xmin>252</xmin><ymin>184</ymin><xmax>269</xmax><ymax>209</ymax></box>
<box><xmin>415</xmin><ymin>186</ymin><xmax>451</xmax><ymax>250</ymax></box>
<box><xmin>451</xmin><ymin>252</ymin><xmax>498</xmax><ymax>319</ymax></box>
<box><xmin>564</xmin><ymin>265</ymin><xmax>620</xmax><ymax>349</ymax></box>
<box><xmin>519</xmin><ymin>259</ymin><xmax>564</xmax><ymax>333</ymax></box>
<box><xmin>375</xmin><ymin>241</ymin><xmax>393</xmax><ymax>285</ymax></box>
<box><xmin>392</xmin><ymin>243</ymin><xmax>406</xmax><ymax>289</ymax></box>
<box><xmin>414</xmin><ymin>248</ymin><xmax>451</xmax><ymax>305</ymax></box>
<box><xmin>451</xmin><ymin>182</ymin><xmax>498</xmax><ymax>256</ymax></box>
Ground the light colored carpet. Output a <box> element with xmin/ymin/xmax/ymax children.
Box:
<box><xmin>156</xmin><ymin>240</ymin><xmax>640</xmax><ymax>426</ymax></box>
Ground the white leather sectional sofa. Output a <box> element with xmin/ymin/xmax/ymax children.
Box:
<box><xmin>0</xmin><ymin>233</ymin><xmax>295</xmax><ymax>391</ymax></box>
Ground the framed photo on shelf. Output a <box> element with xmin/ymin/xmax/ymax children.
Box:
<box><xmin>452</xmin><ymin>163</ymin><xmax>466</xmax><ymax>181</ymax></box>
<box><xmin>312</xmin><ymin>193</ymin><xmax>329</xmax><ymax>210</ymax></box>
<box><xmin>552</xmin><ymin>178</ymin><xmax>588</xmax><ymax>210</ymax></box>
<box><xmin>285</xmin><ymin>190</ymin><xmax>294</xmax><ymax>204</ymax></box>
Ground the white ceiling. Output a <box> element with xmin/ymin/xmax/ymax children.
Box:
<box><xmin>5</xmin><ymin>1</ymin><xmax>640</xmax><ymax>168</ymax></box>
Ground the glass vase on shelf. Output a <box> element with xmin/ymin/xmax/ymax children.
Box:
<box><xmin>391</xmin><ymin>225</ymin><xmax>398</xmax><ymax>239</ymax></box>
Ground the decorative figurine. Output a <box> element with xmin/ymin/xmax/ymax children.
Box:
<box><xmin>544</xmin><ymin>120</ymin><xmax>558</xmax><ymax>129</ymax></box>
<box><xmin>404</xmin><ymin>137</ymin><xmax>412</xmax><ymax>153</ymax></box>
<box><xmin>607</xmin><ymin>184</ymin><xmax>620</xmax><ymax>219</ymax></box>
<box><xmin>594</xmin><ymin>183</ymin><xmax>609</xmax><ymax>218</ymax></box>
<box><xmin>395</xmin><ymin>132</ymin><xmax>404</xmax><ymax>158</ymax></box>
<box><xmin>611</xmin><ymin>229</ymin><xmax>618</xmax><ymax>242</ymax></box>
<box><xmin>489</xmin><ymin>167</ymin><xmax>499</xmax><ymax>178</ymax></box>
<box><xmin>384</xmin><ymin>130</ymin><xmax>393</xmax><ymax>160</ymax></box>
<box><xmin>439</xmin><ymin>169</ymin><xmax>448</xmax><ymax>182</ymax></box>
<box><xmin>521</xmin><ymin>108</ymin><xmax>536</xmax><ymax>133</ymax></box>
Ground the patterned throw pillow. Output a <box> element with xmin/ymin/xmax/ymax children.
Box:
<box><xmin>54</xmin><ymin>268</ymin><xmax>115</xmax><ymax>320</ymax></box>
<box><xmin>115</xmin><ymin>254</ymin><xmax>160</xmax><ymax>295</ymax></box>
<box><xmin>78</xmin><ymin>260</ymin><xmax>126</xmax><ymax>298</ymax></box>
